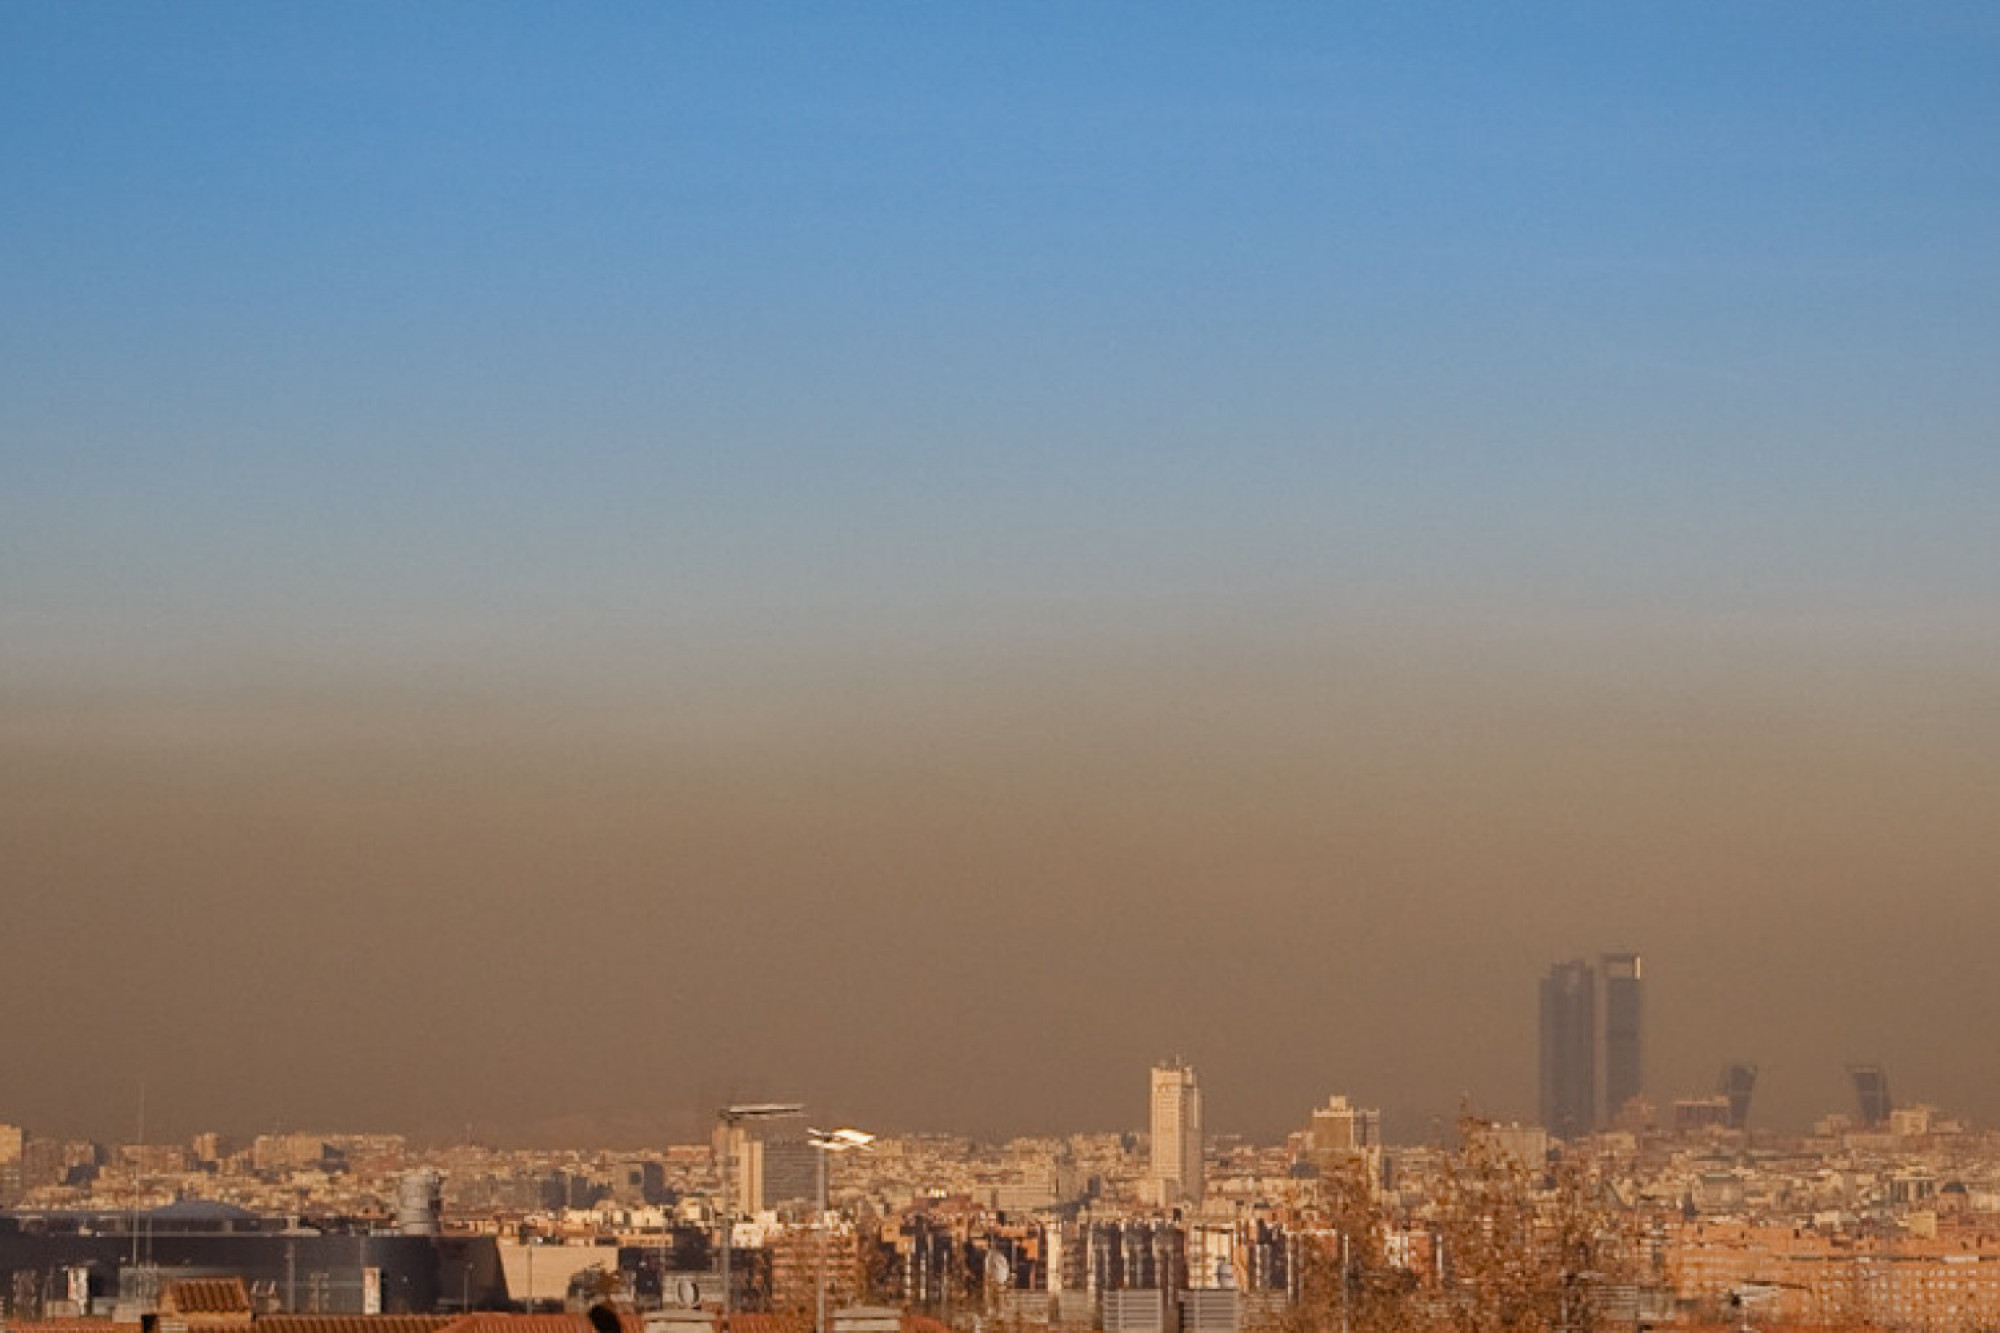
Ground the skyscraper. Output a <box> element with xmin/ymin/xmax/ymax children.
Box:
<box><xmin>1849</xmin><ymin>1064</ymin><xmax>1893</xmax><ymax>1128</ymax></box>
<box><xmin>1149</xmin><ymin>1060</ymin><xmax>1203</xmax><ymax>1206</ymax></box>
<box><xmin>1539</xmin><ymin>959</ymin><xmax>1596</xmax><ymax>1140</ymax></box>
<box><xmin>1538</xmin><ymin>953</ymin><xmax>1645</xmax><ymax>1138</ymax></box>
<box><xmin>1599</xmin><ymin>950</ymin><xmax>1644</xmax><ymax>1122</ymax></box>
<box><xmin>1720</xmin><ymin>1063</ymin><xmax>1758</xmax><ymax>1131</ymax></box>
<box><xmin>727</xmin><ymin>1124</ymin><xmax>816</xmax><ymax>1214</ymax></box>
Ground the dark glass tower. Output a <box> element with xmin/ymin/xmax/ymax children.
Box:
<box><xmin>1849</xmin><ymin>1064</ymin><xmax>1893</xmax><ymax>1128</ymax></box>
<box><xmin>1539</xmin><ymin>959</ymin><xmax>1597</xmax><ymax>1140</ymax></box>
<box><xmin>1720</xmin><ymin>1063</ymin><xmax>1758</xmax><ymax>1131</ymax></box>
<box><xmin>1538</xmin><ymin>952</ymin><xmax>1645</xmax><ymax>1138</ymax></box>
<box><xmin>1599</xmin><ymin>951</ymin><xmax>1644</xmax><ymax>1123</ymax></box>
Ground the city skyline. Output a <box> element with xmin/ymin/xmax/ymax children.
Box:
<box><xmin>13</xmin><ymin>1099</ymin><xmax>2000</xmax><ymax>1333</ymax></box>
<box><xmin>5</xmin><ymin>6</ymin><xmax>1999</xmax><ymax>1145</ymax></box>
<box><xmin>0</xmin><ymin>1022</ymin><xmax>1947</xmax><ymax>1153</ymax></box>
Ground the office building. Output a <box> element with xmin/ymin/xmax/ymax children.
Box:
<box><xmin>1671</xmin><ymin>1097</ymin><xmax>1733</xmax><ymax>1134</ymax></box>
<box><xmin>1538</xmin><ymin>952</ymin><xmax>1645</xmax><ymax>1137</ymax></box>
<box><xmin>728</xmin><ymin>1125</ymin><xmax>817</xmax><ymax>1216</ymax></box>
<box><xmin>1850</xmin><ymin>1064</ymin><xmax>1893</xmax><ymax>1129</ymax></box>
<box><xmin>1305</xmin><ymin>1094</ymin><xmax>1380</xmax><ymax>1157</ymax></box>
<box><xmin>1303</xmin><ymin>1094</ymin><xmax>1383</xmax><ymax>1192</ymax></box>
<box><xmin>1720</xmin><ymin>1063</ymin><xmax>1758</xmax><ymax>1131</ymax></box>
<box><xmin>0</xmin><ymin>1125</ymin><xmax>22</xmax><ymax>1204</ymax></box>
<box><xmin>1539</xmin><ymin>959</ymin><xmax>1597</xmax><ymax>1139</ymax></box>
<box><xmin>1149</xmin><ymin>1061</ymin><xmax>1203</xmax><ymax>1207</ymax></box>
<box><xmin>1472</xmin><ymin>1121</ymin><xmax>1551</xmax><ymax>1171</ymax></box>
<box><xmin>1600</xmin><ymin>951</ymin><xmax>1644</xmax><ymax>1121</ymax></box>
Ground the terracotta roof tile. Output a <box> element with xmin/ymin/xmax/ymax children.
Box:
<box><xmin>720</xmin><ymin>1316</ymin><xmax>806</xmax><ymax>1333</ymax></box>
<box><xmin>447</xmin><ymin>1316</ymin><xmax>642</xmax><ymax>1333</ymax></box>
<box><xmin>253</xmin><ymin>1316</ymin><xmax>455</xmax><ymax>1333</ymax></box>
<box><xmin>163</xmin><ymin>1279</ymin><xmax>254</xmax><ymax>1317</ymax></box>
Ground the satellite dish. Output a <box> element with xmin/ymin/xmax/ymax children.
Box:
<box><xmin>985</xmin><ymin>1252</ymin><xmax>1012</xmax><ymax>1288</ymax></box>
<box><xmin>674</xmin><ymin>1277</ymin><xmax>702</xmax><ymax>1308</ymax></box>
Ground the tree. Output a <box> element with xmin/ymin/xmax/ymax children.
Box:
<box><xmin>1432</xmin><ymin>1117</ymin><xmax>1635</xmax><ymax>1333</ymax></box>
<box><xmin>1287</xmin><ymin>1115</ymin><xmax>1638</xmax><ymax>1333</ymax></box>
<box><xmin>1285</xmin><ymin>1154</ymin><xmax>1421</xmax><ymax>1333</ymax></box>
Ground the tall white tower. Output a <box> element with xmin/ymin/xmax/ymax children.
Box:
<box><xmin>1149</xmin><ymin>1060</ymin><xmax>1203</xmax><ymax>1206</ymax></box>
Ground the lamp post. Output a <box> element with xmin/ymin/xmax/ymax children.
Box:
<box><xmin>717</xmin><ymin>1103</ymin><xmax>804</xmax><ymax>1333</ymax></box>
<box><xmin>807</xmin><ymin>1128</ymin><xmax>876</xmax><ymax>1333</ymax></box>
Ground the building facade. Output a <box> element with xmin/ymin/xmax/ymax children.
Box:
<box><xmin>1538</xmin><ymin>959</ymin><xmax>1597</xmax><ymax>1139</ymax></box>
<box><xmin>1538</xmin><ymin>953</ymin><xmax>1644</xmax><ymax>1138</ymax></box>
<box><xmin>728</xmin><ymin>1127</ymin><xmax>817</xmax><ymax>1216</ymax></box>
<box><xmin>1148</xmin><ymin>1062</ymin><xmax>1203</xmax><ymax>1208</ymax></box>
<box><xmin>1599</xmin><ymin>950</ymin><xmax>1644</xmax><ymax>1122</ymax></box>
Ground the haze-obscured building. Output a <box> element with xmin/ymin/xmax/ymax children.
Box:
<box><xmin>1148</xmin><ymin>1062</ymin><xmax>1203</xmax><ymax>1208</ymax></box>
<box><xmin>1720</xmin><ymin>1063</ymin><xmax>1758</xmax><ymax>1131</ymax></box>
<box><xmin>1302</xmin><ymin>1095</ymin><xmax>1382</xmax><ymax>1191</ymax></box>
<box><xmin>1539</xmin><ymin>960</ymin><xmax>1596</xmax><ymax>1139</ymax></box>
<box><xmin>1538</xmin><ymin>952</ymin><xmax>1644</xmax><ymax>1137</ymax></box>
<box><xmin>1599</xmin><ymin>951</ymin><xmax>1644</xmax><ymax>1121</ymax></box>
<box><xmin>1850</xmin><ymin>1064</ymin><xmax>1894</xmax><ymax>1128</ymax></box>
<box><xmin>729</xmin><ymin>1126</ymin><xmax>816</xmax><ymax>1216</ymax></box>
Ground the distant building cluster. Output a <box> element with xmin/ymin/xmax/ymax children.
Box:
<box><xmin>0</xmin><ymin>957</ymin><xmax>1989</xmax><ymax>1333</ymax></box>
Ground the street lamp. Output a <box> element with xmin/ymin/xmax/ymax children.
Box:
<box><xmin>718</xmin><ymin>1103</ymin><xmax>804</xmax><ymax>1333</ymax></box>
<box><xmin>807</xmin><ymin>1128</ymin><xmax>877</xmax><ymax>1333</ymax></box>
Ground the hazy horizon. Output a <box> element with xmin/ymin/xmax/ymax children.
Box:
<box><xmin>10</xmin><ymin>612</ymin><xmax>1996</xmax><ymax>1148</ymax></box>
<box><xmin>5</xmin><ymin>5</ymin><xmax>1997</xmax><ymax>1150</ymax></box>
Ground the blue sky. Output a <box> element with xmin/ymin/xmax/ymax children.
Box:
<box><xmin>7</xmin><ymin>2</ymin><xmax>1997</xmax><ymax>684</ymax></box>
<box><xmin>5</xmin><ymin>5</ymin><xmax>2000</xmax><ymax>1137</ymax></box>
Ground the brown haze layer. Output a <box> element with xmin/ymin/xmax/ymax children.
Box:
<box><xmin>4</xmin><ymin>618</ymin><xmax>1997</xmax><ymax>1145</ymax></box>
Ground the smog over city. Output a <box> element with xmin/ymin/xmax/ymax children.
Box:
<box><xmin>5</xmin><ymin>4</ymin><xmax>1998</xmax><ymax>1163</ymax></box>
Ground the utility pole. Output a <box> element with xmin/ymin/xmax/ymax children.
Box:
<box><xmin>808</xmin><ymin>1128</ymin><xmax>876</xmax><ymax>1333</ymax></box>
<box><xmin>1338</xmin><ymin>1232</ymin><xmax>1350</xmax><ymax>1333</ymax></box>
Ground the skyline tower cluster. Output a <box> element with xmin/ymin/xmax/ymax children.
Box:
<box><xmin>1538</xmin><ymin>951</ymin><xmax>1644</xmax><ymax>1139</ymax></box>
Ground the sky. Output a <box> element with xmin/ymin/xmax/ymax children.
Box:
<box><xmin>3</xmin><ymin>3</ymin><xmax>1998</xmax><ymax>1147</ymax></box>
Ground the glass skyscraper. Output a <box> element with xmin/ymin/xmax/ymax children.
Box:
<box><xmin>1538</xmin><ymin>959</ymin><xmax>1597</xmax><ymax>1139</ymax></box>
<box><xmin>1538</xmin><ymin>952</ymin><xmax>1643</xmax><ymax>1138</ymax></box>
